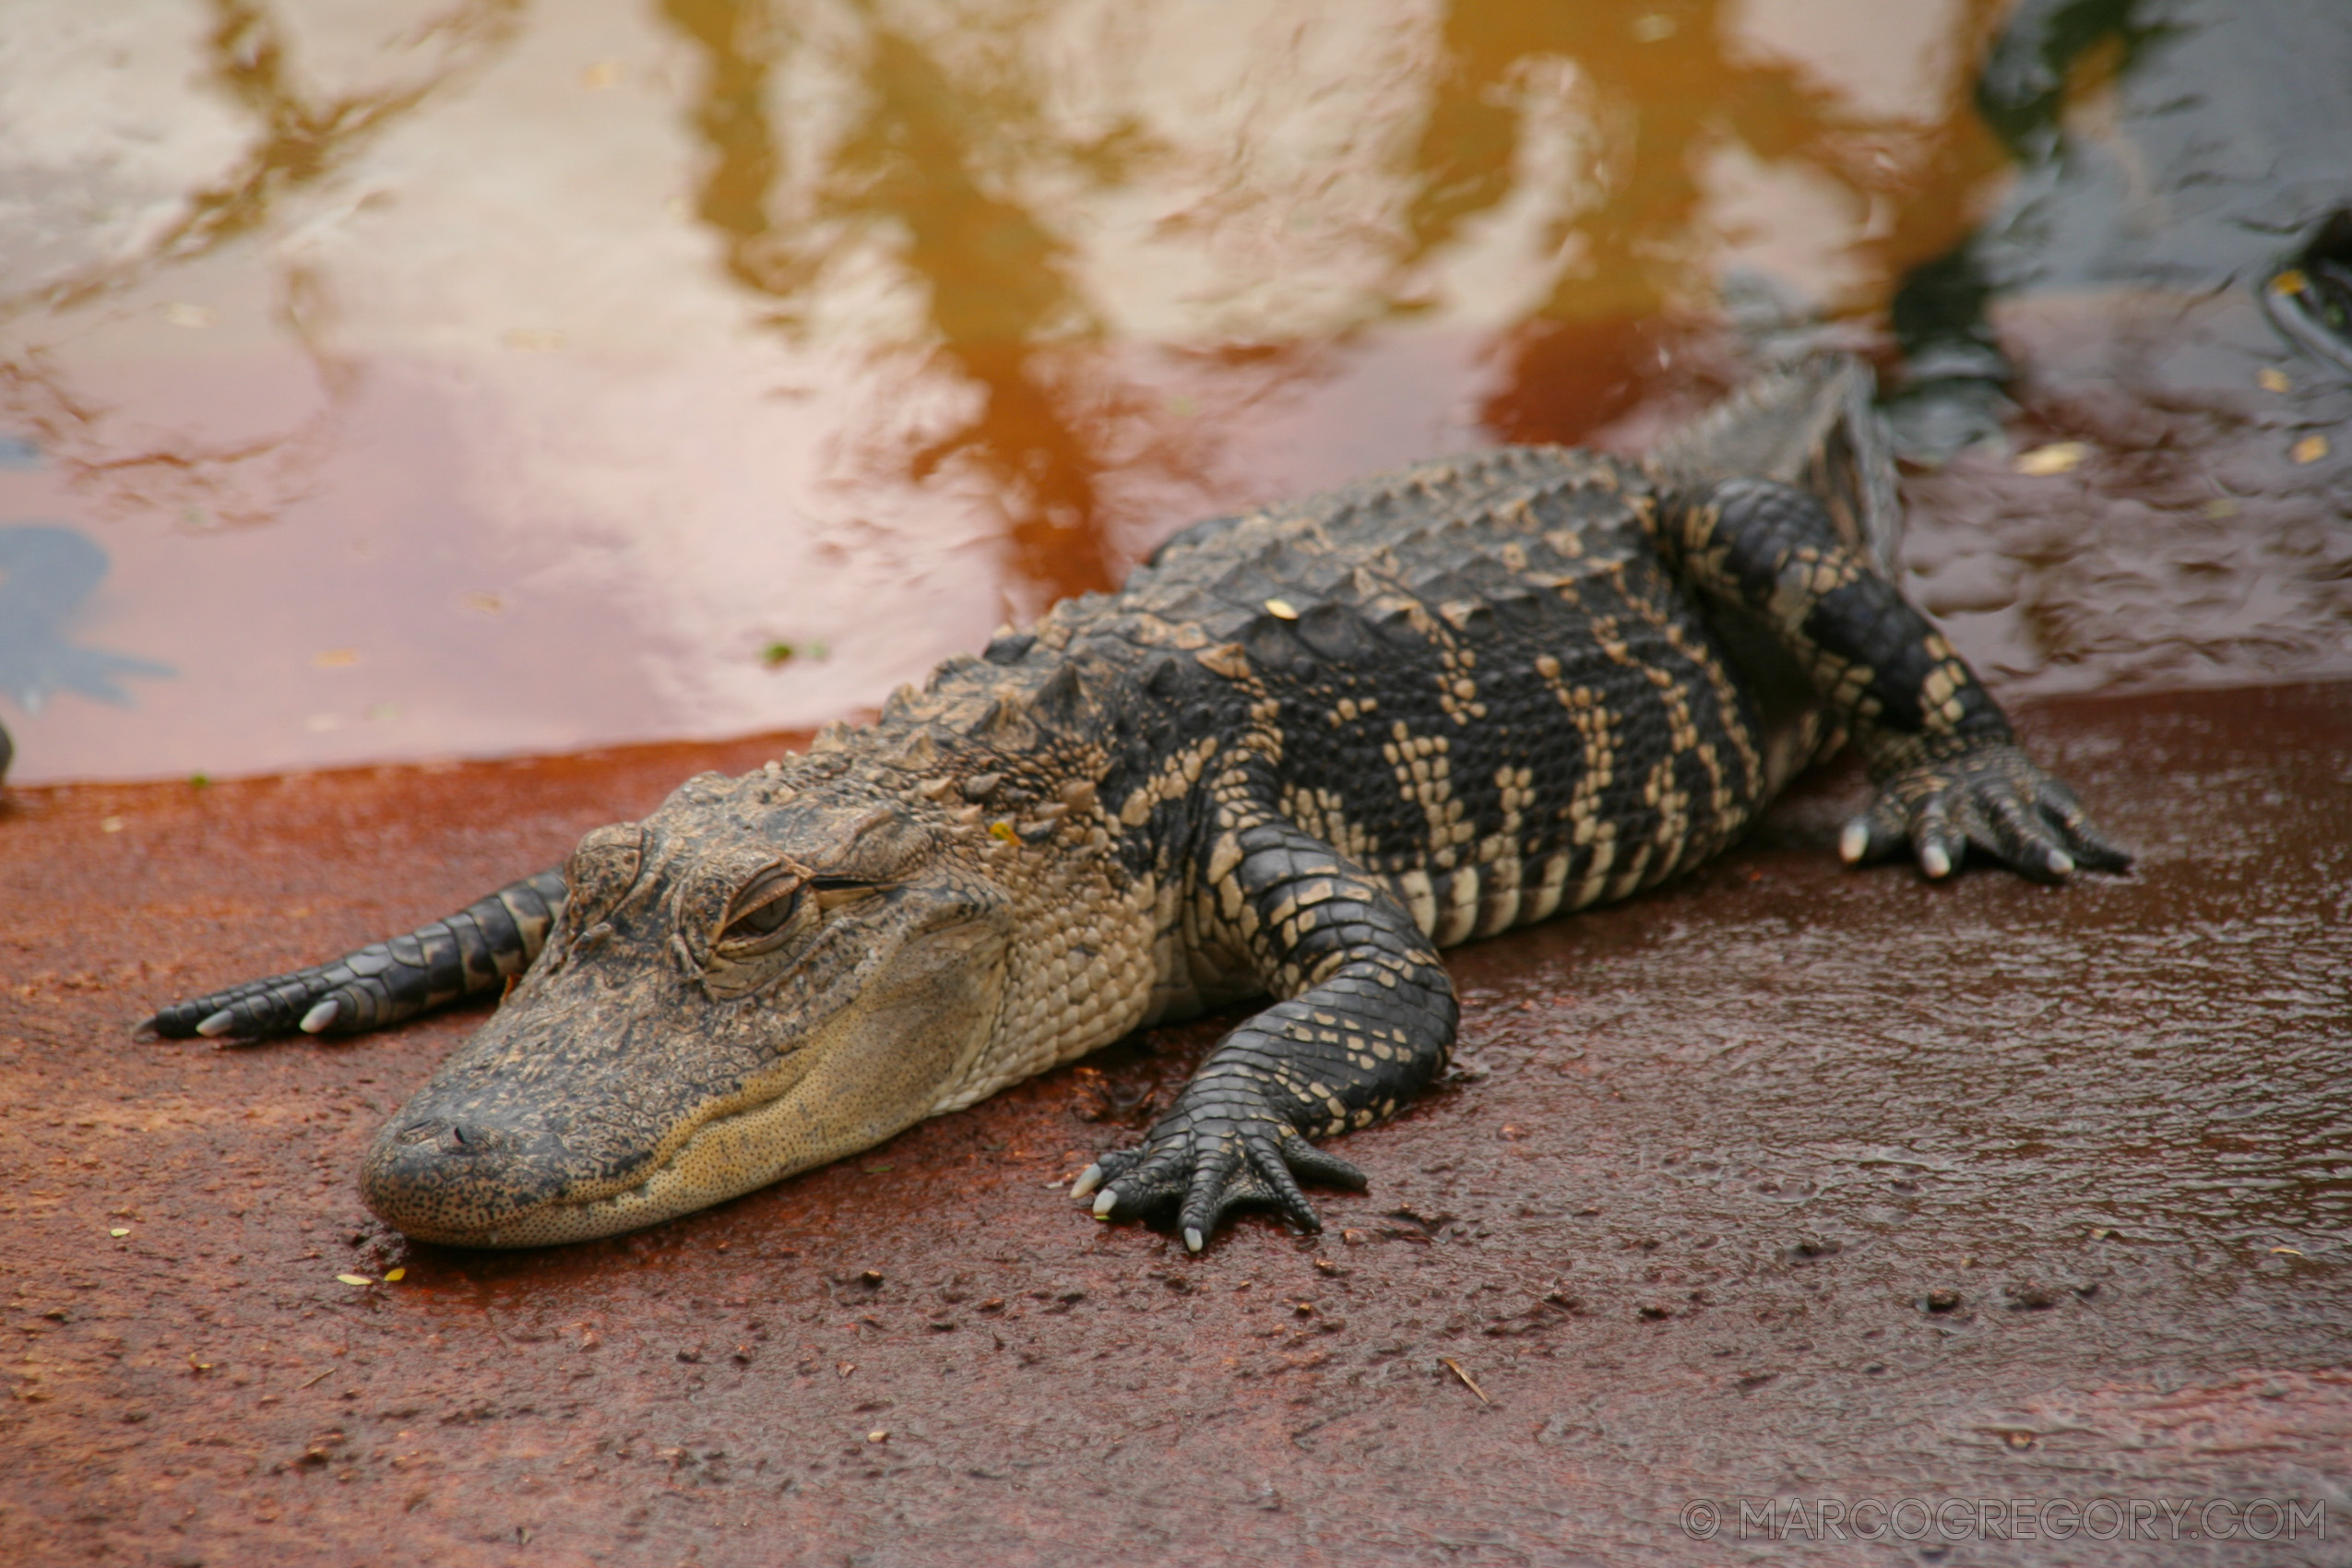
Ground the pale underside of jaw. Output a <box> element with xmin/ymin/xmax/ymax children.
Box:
<box><xmin>435</xmin><ymin>1087</ymin><xmax>799</xmax><ymax>1248</ymax></box>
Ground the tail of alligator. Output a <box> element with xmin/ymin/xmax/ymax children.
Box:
<box><xmin>1646</xmin><ymin>353</ymin><xmax>1904</xmax><ymax>575</ymax></box>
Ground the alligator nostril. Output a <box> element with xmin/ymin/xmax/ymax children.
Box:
<box><xmin>391</xmin><ymin>1118</ymin><xmax>481</xmax><ymax>1154</ymax></box>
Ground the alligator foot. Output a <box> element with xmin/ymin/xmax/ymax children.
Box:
<box><xmin>140</xmin><ymin>870</ymin><xmax>564</xmax><ymax>1041</ymax></box>
<box><xmin>1840</xmin><ymin>740</ymin><xmax>2133</xmax><ymax>883</ymax></box>
<box><xmin>143</xmin><ymin>960</ymin><xmax>389</xmax><ymax>1041</ymax></box>
<box><xmin>1074</xmin><ymin>1084</ymin><xmax>1368</xmax><ymax>1252</ymax></box>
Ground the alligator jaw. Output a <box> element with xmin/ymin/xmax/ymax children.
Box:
<box><xmin>358</xmin><ymin>1063</ymin><xmax>816</xmax><ymax>1249</ymax></box>
<box><xmin>362</xmin><ymin>1074</ymin><xmax>831</xmax><ymax>1248</ymax></box>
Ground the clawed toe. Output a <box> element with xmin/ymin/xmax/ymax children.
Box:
<box><xmin>1078</xmin><ymin>1111</ymin><xmax>1369</xmax><ymax>1251</ymax></box>
<box><xmin>1855</xmin><ymin>742</ymin><xmax>2129</xmax><ymax>885</ymax></box>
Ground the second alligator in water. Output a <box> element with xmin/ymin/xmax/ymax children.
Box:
<box><xmin>146</xmin><ymin>357</ymin><xmax>2128</xmax><ymax>1252</ymax></box>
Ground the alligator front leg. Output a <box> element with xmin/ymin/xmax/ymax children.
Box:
<box><xmin>1658</xmin><ymin>477</ymin><xmax>2131</xmax><ymax>881</ymax></box>
<box><xmin>143</xmin><ymin>870</ymin><xmax>568</xmax><ymax>1039</ymax></box>
<box><xmin>1075</xmin><ymin>814</ymin><xmax>1457</xmax><ymax>1251</ymax></box>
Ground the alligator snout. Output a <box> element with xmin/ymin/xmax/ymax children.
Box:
<box><xmin>352</xmin><ymin>963</ymin><xmax>711</xmax><ymax>1246</ymax></box>
<box><xmin>361</xmin><ymin>1107</ymin><xmax>581</xmax><ymax>1247</ymax></box>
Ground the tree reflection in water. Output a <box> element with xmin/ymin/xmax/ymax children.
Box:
<box><xmin>655</xmin><ymin>0</ymin><xmax>2008</xmax><ymax>607</ymax></box>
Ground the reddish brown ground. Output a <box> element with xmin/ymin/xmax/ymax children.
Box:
<box><xmin>2</xmin><ymin>684</ymin><xmax>2347</xmax><ymax>1567</ymax></box>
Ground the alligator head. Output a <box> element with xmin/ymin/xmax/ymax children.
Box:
<box><xmin>359</xmin><ymin>769</ymin><xmax>1012</xmax><ymax>1246</ymax></box>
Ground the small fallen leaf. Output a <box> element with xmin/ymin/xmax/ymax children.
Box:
<box><xmin>866</xmin><ymin>1429</ymin><xmax>889</xmax><ymax>1443</ymax></box>
<box><xmin>2270</xmin><ymin>1246</ymin><xmax>2304</xmax><ymax>1256</ymax></box>
<box><xmin>2257</xmin><ymin>367</ymin><xmax>2292</xmax><ymax>393</ymax></box>
<box><xmin>2013</xmin><ymin>442</ymin><xmax>2090</xmax><ymax>476</ymax></box>
<box><xmin>109</xmin><ymin>1227</ymin><xmax>129</xmax><ymax>1238</ymax></box>
<box><xmin>1439</xmin><ymin>1356</ymin><xmax>1491</xmax><ymax>1407</ymax></box>
<box><xmin>2291</xmin><ymin>434</ymin><xmax>2329</xmax><ymax>464</ymax></box>
<box><xmin>336</xmin><ymin>1274</ymin><xmax>374</xmax><ymax>1287</ymax></box>
<box><xmin>1263</xmin><ymin>598</ymin><xmax>1299</xmax><ymax>620</ymax></box>
<box><xmin>989</xmin><ymin>821</ymin><xmax>1018</xmax><ymax>843</ymax></box>
<box><xmin>383</xmin><ymin>1267</ymin><xmax>406</xmax><ymax>1283</ymax></box>
<box><xmin>2272</xmin><ymin>268</ymin><xmax>2310</xmax><ymax>296</ymax></box>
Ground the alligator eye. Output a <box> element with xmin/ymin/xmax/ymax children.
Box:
<box><xmin>732</xmin><ymin>895</ymin><xmax>797</xmax><ymax>935</ymax></box>
<box><xmin>715</xmin><ymin>865</ymin><xmax>806</xmax><ymax>956</ymax></box>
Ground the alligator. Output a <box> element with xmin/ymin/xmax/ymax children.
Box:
<box><xmin>146</xmin><ymin>356</ymin><xmax>2128</xmax><ymax>1253</ymax></box>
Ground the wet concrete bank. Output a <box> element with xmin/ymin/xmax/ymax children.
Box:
<box><xmin>2</xmin><ymin>683</ymin><xmax>2347</xmax><ymax>1567</ymax></box>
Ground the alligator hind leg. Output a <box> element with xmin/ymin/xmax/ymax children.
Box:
<box><xmin>143</xmin><ymin>870</ymin><xmax>568</xmax><ymax>1039</ymax></box>
<box><xmin>1076</xmin><ymin>814</ymin><xmax>1457</xmax><ymax>1251</ymax></box>
<box><xmin>1658</xmin><ymin>477</ymin><xmax>2130</xmax><ymax>880</ymax></box>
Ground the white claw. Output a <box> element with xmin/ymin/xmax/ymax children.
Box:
<box><xmin>1092</xmin><ymin>1189</ymin><xmax>1119</xmax><ymax>1218</ymax></box>
<box><xmin>1920</xmin><ymin>842</ymin><xmax>1952</xmax><ymax>880</ymax></box>
<box><xmin>1069</xmin><ymin>1163</ymin><xmax>1103</xmax><ymax>1202</ymax></box>
<box><xmin>195</xmin><ymin>1009</ymin><xmax>236</xmax><ymax>1038</ymax></box>
<box><xmin>2046</xmin><ymin>849</ymin><xmax>2074</xmax><ymax>876</ymax></box>
<box><xmin>1183</xmin><ymin>1227</ymin><xmax>1205</xmax><ymax>1253</ymax></box>
<box><xmin>1838</xmin><ymin>819</ymin><xmax>1870</xmax><ymax>864</ymax></box>
<box><xmin>300</xmin><ymin>999</ymin><xmax>341</xmax><ymax>1034</ymax></box>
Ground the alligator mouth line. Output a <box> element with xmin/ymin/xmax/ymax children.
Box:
<box><xmin>458</xmin><ymin>1104</ymin><xmax>772</xmax><ymax>1248</ymax></box>
<box><xmin>440</xmin><ymin>1050</ymin><xmax>859</xmax><ymax>1249</ymax></box>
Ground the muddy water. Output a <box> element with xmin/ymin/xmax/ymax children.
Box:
<box><xmin>5</xmin><ymin>0</ymin><xmax>2345</xmax><ymax>784</ymax></box>
<box><xmin>1</xmin><ymin>685</ymin><xmax>2346</xmax><ymax>1565</ymax></box>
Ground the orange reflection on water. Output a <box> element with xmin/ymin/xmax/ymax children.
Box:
<box><xmin>651</xmin><ymin>0</ymin><xmax>2014</xmax><ymax>600</ymax></box>
<box><xmin>3</xmin><ymin>0</ymin><xmax>2323</xmax><ymax>786</ymax></box>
